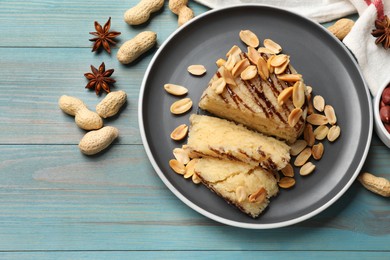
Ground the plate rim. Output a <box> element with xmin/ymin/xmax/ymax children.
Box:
<box><xmin>138</xmin><ymin>4</ymin><xmax>373</xmax><ymax>229</ymax></box>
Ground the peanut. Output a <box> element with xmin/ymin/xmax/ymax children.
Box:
<box><xmin>117</xmin><ymin>31</ymin><xmax>157</xmax><ymax>65</ymax></box>
<box><xmin>78</xmin><ymin>126</ymin><xmax>119</xmax><ymax>155</ymax></box>
<box><xmin>169</xmin><ymin>0</ymin><xmax>194</xmax><ymax>26</ymax></box>
<box><xmin>358</xmin><ymin>172</ymin><xmax>390</xmax><ymax>197</ymax></box>
<box><xmin>59</xmin><ymin>95</ymin><xmax>103</xmax><ymax>131</ymax></box>
<box><xmin>96</xmin><ymin>90</ymin><xmax>127</xmax><ymax>118</ymax></box>
<box><xmin>327</xmin><ymin>18</ymin><xmax>355</xmax><ymax>40</ymax></box>
<box><xmin>124</xmin><ymin>0</ymin><xmax>164</xmax><ymax>25</ymax></box>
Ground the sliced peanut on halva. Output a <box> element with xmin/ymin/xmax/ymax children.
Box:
<box><xmin>232</xmin><ymin>58</ymin><xmax>250</xmax><ymax>78</ymax></box>
<box><xmin>292</xmin><ymin>81</ymin><xmax>305</xmax><ymax>108</ymax></box>
<box><xmin>274</xmin><ymin>58</ymin><xmax>290</xmax><ymax>75</ymax></box>
<box><xmin>306</xmin><ymin>114</ymin><xmax>328</xmax><ymax>125</ymax></box>
<box><xmin>304</xmin><ymin>124</ymin><xmax>315</xmax><ymax>147</ymax></box>
<box><xmin>258</xmin><ymin>47</ymin><xmax>275</xmax><ymax>54</ymax></box>
<box><xmin>169</xmin><ymin>159</ymin><xmax>186</xmax><ymax>175</ymax></box>
<box><xmin>224</xmin><ymin>53</ymin><xmax>239</xmax><ymax>71</ymax></box>
<box><xmin>327</xmin><ymin>125</ymin><xmax>341</xmax><ymax>142</ymax></box>
<box><xmin>220</xmin><ymin>66</ymin><xmax>236</xmax><ymax>86</ymax></box>
<box><xmin>306</xmin><ymin>86</ymin><xmax>313</xmax><ymax>95</ymax></box>
<box><xmin>257</xmin><ymin>56</ymin><xmax>269</xmax><ymax>81</ymax></box>
<box><xmin>216</xmin><ymin>58</ymin><xmax>226</xmax><ymax>67</ymax></box>
<box><xmin>307</xmin><ymin>93</ymin><xmax>314</xmax><ymax>115</ymax></box>
<box><xmin>184</xmin><ymin>159</ymin><xmax>197</xmax><ymax>179</ymax></box>
<box><xmin>294</xmin><ymin>147</ymin><xmax>312</xmax><ymax>166</ymax></box>
<box><xmin>313</xmin><ymin>95</ymin><xmax>325</xmax><ymax>112</ymax></box>
<box><xmin>263</xmin><ymin>39</ymin><xmax>282</xmax><ymax>54</ymax></box>
<box><xmin>314</xmin><ymin>125</ymin><xmax>329</xmax><ymax>140</ymax></box>
<box><xmin>277</xmin><ymin>74</ymin><xmax>302</xmax><ymax>82</ymax></box>
<box><xmin>187</xmin><ymin>65</ymin><xmax>206</xmax><ymax>76</ymax></box>
<box><xmin>278</xmin><ymin>177</ymin><xmax>296</xmax><ymax>189</ymax></box>
<box><xmin>290</xmin><ymin>139</ymin><xmax>307</xmax><ymax>156</ymax></box>
<box><xmin>267</xmin><ymin>55</ymin><xmax>275</xmax><ymax>73</ymax></box>
<box><xmin>226</xmin><ymin>45</ymin><xmax>242</xmax><ymax>57</ymax></box>
<box><xmin>248</xmin><ymin>187</ymin><xmax>267</xmax><ymax>203</ymax></box>
<box><xmin>192</xmin><ymin>173</ymin><xmax>201</xmax><ymax>184</ymax></box>
<box><xmin>170</xmin><ymin>98</ymin><xmax>193</xmax><ymax>114</ymax></box>
<box><xmin>277</xmin><ymin>86</ymin><xmax>293</xmax><ymax>105</ymax></box>
<box><xmin>212</xmin><ymin>77</ymin><xmax>227</xmax><ymax>94</ymax></box>
<box><xmin>300</xmin><ymin>162</ymin><xmax>316</xmax><ymax>176</ymax></box>
<box><xmin>324</xmin><ymin>105</ymin><xmax>337</xmax><ymax>125</ymax></box>
<box><xmin>239</xmin><ymin>30</ymin><xmax>260</xmax><ymax>48</ymax></box>
<box><xmin>312</xmin><ymin>142</ymin><xmax>324</xmax><ymax>160</ymax></box>
<box><xmin>247</xmin><ymin>46</ymin><xmax>261</xmax><ymax>64</ymax></box>
<box><xmin>240</xmin><ymin>65</ymin><xmax>257</xmax><ymax>80</ymax></box>
<box><xmin>236</xmin><ymin>186</ymin><xmax>247</xmax><ymax>203</ymax></box>
<box><xmin>288</xmin><ymin>108</ymin><xmax>303</xmax><ymax>127</ymax></box>
<box><xmin>170</xmin><ymin>124</ymin><xmax>188</xmax><ymax>141</ymax></box>
<box><xmin>164</xmin><ymin>83</ymin><xmax>188</xmax><ymax>96</ymax></box>
<box><xmin>173</xmin><ymin>148</ymin><xmax>190</xmax><ymax>165</ymax></box>
<box><xmin>270</xmin><ymin>54</ymin><xmax>288</xmax><ymax>67</ymax></box>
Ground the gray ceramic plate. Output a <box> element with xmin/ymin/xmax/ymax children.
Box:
<box><xmin>138</xmin><ymin>5</ymin><xmax>372</xmax><ymax>229</ymax></box>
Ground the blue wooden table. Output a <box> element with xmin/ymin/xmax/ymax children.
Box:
<box><xmin>0</xmin><ymin>1</ymin><xmax>389</xmax><ymax>259</ymax></box>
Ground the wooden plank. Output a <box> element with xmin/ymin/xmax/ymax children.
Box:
<box><xmin>0</xmin><ymin>144</ymin><xmax>388</xmax><ymax>251</ymax></box>
<box><xmin>0</xmin><ymin>47</ymin><xmax>145</xmax><ymax>144</ymax></box>
<box><xmin>1</xmin><ymin>251</ymin><xmax>389</xmax><ymax>260</ymax></box>
<box><xmin>0</xmin><ymin>1</ymin><xmax>209</xmax><ymax>47</ymax></box>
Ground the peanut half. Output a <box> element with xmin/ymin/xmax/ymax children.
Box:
<box><xmin>278</xmin><ymin>177</ymin><xmax>296</xmax><ymax>189</ymax></box>
<box><xmin>239</xmin><ymin>30</ymin><xmax>259</xmax><ymax>48</ymax></box>
<box><xmin>294</xmin><ymin>147</ymin><xmax>312</xmax><ymax>167</ymax></box>
<box><xmin>236</xmin><ymin>186</ymin><xmax>247</xmax><ymax>203</ymax></box>
<box><xmin>169</xmin><ymin>159</ymin><xmax>186</xmax><ymax>175</ymax></box>
<box><xmin>327</xmin><ymin>125</ymin><xmax>341</xmax><ymax>142</ymax></box>
<box><xmin>313</xmin><ymin>125</ymin><xmax>329</xmax><ymax>140</ymax></box>
<box><xmin>312</xmin><ymin>142</ymin><xmax>324</xmax><ymax>160</ymax></box>
<box><xmin>170</xmin><ymin>98</ymin><xmax>193</xmax><ymax>115</ymax></box>
<box><xmin>290</xmin><ymin>139</ymin><xmax>307</xmax><ymax>156</ymax></box>
<box><xmin>164</xmin><ymin>84</ymin><xmax>188</xmax><ymax>96</ymax></box>
<box><xmin>288</xmin><ymin>108</ymin><xmax>303</xmax><ymax>127</ymax></box>
<box><xmin>300</xmin><ymin>162</ymin><xmax>316</xmax><ymax>176</ymax></box>
<box><xmin>278</xmin><ymin>87</ymin><xmax>293</xmax><ymax>106</ymax></box>
<box><xmin>313</xmin><ymin>95</ymin><xmax>325</xmax><ymax>112</ymax></box>
<box><xmin>306</xmin><ymin>114</ymin><xmax>328</xmax><ymax>125</ymax></box>
<box><xmin>170</xmin><ymin>124</ymin><xmax>188</xmax><ymax>141</ymax></box>
<box><xmin>263</xmin><ymin>39</ymin><xmax>282</xmax><ymax>54</ymax></box>
<box><xmin>281</xmin><ymin>163</ymin><xmax>294</xmax><ymax>177</ymax></box>
<box><xmin>240</xmin><ymin>65</ymin><xmax>257</xmax><ymax>80</ymax></box>
<box><xmin>187</xmin><ymin>65</ymin><xmax>207</xmax><ymax>76</ymax></box>
<box><xmin>292</xmin><ymin>81</ymin><xmax>305</xmax><ymax>109</ymax></box>
<box><xmin>173</xmin><ymin>147</ymin><xmax>190</xmax><ymax>165</ymax></box>
<box><xmin>248</xmin><ymin>187</ymin><xmax>267</xmax><ymax>203</ymax></box>
<box><xmin>324</xmin><ymin>105</ymin><xmax>337</xmax><ymax>125</ymax></box>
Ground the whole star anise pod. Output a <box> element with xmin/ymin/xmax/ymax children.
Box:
<box><xmin>84</xmin><ymin>62</ymin><xmax>116</xmax><ymax>95</ymax></box>
<box><xmin>371</xmin><ymin>15</ymin><xmax>390</xmax><ymax>50</ymax></box>
<box><xmin>89</xmin><ymin>17</ymin><xmax>121</xmax><ymax>54</ymax></box>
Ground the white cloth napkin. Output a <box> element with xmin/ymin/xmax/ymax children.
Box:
<box><xmin>194</xmin><ymin>0</ymin><xmax>357</xmax><ymax>23</ymax></box>
<box><xmin>343</xmin><ymin>0</ymin><xmax>390</xmax><ymax>96</ymax></box>
<box><xmin>194</xmin><ymin>0</ymin><xmax>390</xmax><ymax>96</ymax></box>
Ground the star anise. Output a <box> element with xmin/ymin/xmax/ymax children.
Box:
<box><xmin>371</xmin><ymin>15</ymin><xmax>390</xmax><ymax>50</ymax></box>
<box><xmin>84</xmin><ymin>62</ymin><xmax>116</xmax><ymax>95</ymax></box>
<box><xmin>89</xmin><ymin>17</ymin><xmax>121</xmax><ymax>54</ymax></box>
